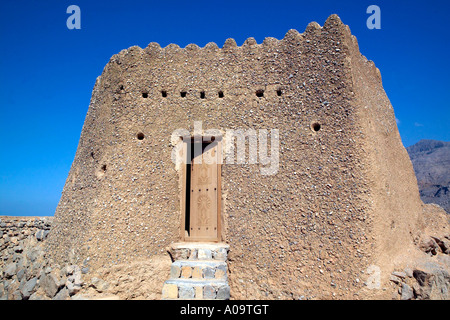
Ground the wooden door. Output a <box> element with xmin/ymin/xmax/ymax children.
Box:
<box><xmin>189</xmin><ymin>142</ymin><xmax>219</xmax><ymax>241</ymax></box>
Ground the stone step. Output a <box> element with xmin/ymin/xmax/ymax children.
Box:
<box><xmin>162</xmin><ymin>278</ymin><xmax>230</xmax><ymax>300</ymax></box>
<box><xmin>168</xmin><ymin>242</ymin><xmax>229</xmax><ymax>262</ymax></box>
<box><xmin>163</xmin><ymin>242</ymin><xmax>231</xmax><ymax>300</ymax></box>
<box><xmin>170</xmin><ymin>260</ymin><xmax>227</xmax><ymax>280</ymax></box>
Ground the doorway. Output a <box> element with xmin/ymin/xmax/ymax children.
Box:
<box><xmin>181</xmin><ymin>136</ymin><xmax>221</xmax><ymax>242</ymax></box>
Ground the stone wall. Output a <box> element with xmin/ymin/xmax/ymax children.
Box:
<box><xmin>0</xmin><ymin>216</ymin><xmax>86</xmax><ymax>300</ymax></box>
<box><xmin>0</xmin><ymin>216</ymin><xmax>52</xmax><ymax>273</ymax></box>
<box><xmin>0</xmin><ymin>215</ymin><xmax>171</xmax><ymax>300</ymax></box>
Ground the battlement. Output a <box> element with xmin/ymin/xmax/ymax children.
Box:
<box><xmin>112</xmin><ymin>14</ymin><xmax>347</xmax><ymax>58</ymax></box>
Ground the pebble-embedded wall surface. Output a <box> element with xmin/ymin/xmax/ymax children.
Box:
<box><xmin>45</xmin><ymin>14</ymin><xmax>450</xmax><ymax>299</ymax></box>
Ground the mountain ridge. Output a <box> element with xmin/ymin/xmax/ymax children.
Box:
<box><xmin>407</xmin><ymin>139</ymin><xmax>450</xmax><ymax>214</ymax></box>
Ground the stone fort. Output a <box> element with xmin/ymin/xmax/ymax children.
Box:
<box><xmin>45</xmin><ymin>15</ymin><xmax>450</xmax><ymax>299</ymax></box>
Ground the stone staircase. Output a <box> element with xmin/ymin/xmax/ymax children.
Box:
<box><xmin>162</xmin><ymin>242</ymin><xmax>230</xmax><ymax>300</ymax></box>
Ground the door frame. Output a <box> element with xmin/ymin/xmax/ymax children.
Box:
<box><xmin>179</xmin><ymin>135</ymin><xmax>222</xmax><ymax>242</ymax></box>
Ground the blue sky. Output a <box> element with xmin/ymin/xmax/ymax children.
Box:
<box><xmin>0</xmin><ymin>0</ymin><xmax>449</xmax><ymax>216</ymax></box>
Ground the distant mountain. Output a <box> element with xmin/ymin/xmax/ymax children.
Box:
<box><xmin>406</xmin><ymin>140</ymin><xmax>450</xmax><ymax>214</ymax></box>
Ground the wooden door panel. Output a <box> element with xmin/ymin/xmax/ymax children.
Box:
<box><xmin>189</xmin><ymin>142</ymin><xmax>218</xmax><ymax>240</ymax></box>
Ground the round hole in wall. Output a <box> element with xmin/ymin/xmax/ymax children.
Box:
<box><xmin>137</xmin><ymin>132</ymin><xmax>145</xmax><ymax>140</ymax></box>
<box><xmin>161</xmin><ymin>90</ymin><xmax>167</xmax><ymax>97</ymax></box>
<box><xmin>218</xmin><ymin>91</ymin><xmax>224</xmax><ymax>98</ymax></box>
<box><xmin>277</xmin><ymin>89</ymin><xmax>282</xmax><ymax>96</ymax></box>
<box><xmin>180</xmin><ymin>91</ymin><xmax>187</xmax><ymax>98</ymax></box>
<box><xmin>311</xmin><ymin>122</ymin><xmax>321</xmax><ymax>132</ymax></box>
<box><xmin>142</xmin><ymin>92</ymin><xmax>148</xmax><ymax>98</ymax></box>
<box><xmin>96</xmin><ymin>164</ymin><xmax>107</xmax><ymax>179</ymax></box>
<box><xmin>256</xmin><ymin>89</ymin><xmax>264</xmax><ymax>97</ymax></box>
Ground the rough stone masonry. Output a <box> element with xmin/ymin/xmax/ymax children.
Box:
<box><xmin>0</xmin><ymin>216</ymin><xmax>126</xmax><ymax>300</ymax></box>
<box><xmin>42</xmin><ymin>14</ymin><xmax>450</xmax><ymax>299</ymax></box>
<box><xmin>0</xmin><ymin>216</ymin><xmax>85</xmax><ymax>300</ymax></box>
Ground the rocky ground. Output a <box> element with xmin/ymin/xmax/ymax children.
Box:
<box><xmin>388</xmin><ymin>232</ymin><xmax>450</xmax><ymax>300</ymax></box>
